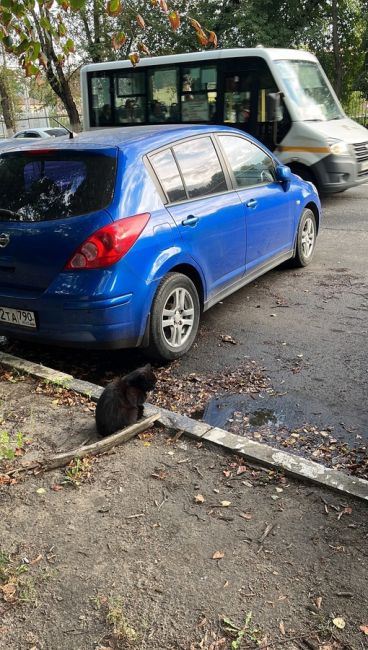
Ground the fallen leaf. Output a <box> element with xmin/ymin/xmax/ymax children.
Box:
<box><xmin>279</xmin><ymin>621</ymin><xmax>285</xmax><ymax>635</ymax></box>
<box><xmin>359</xmin><ymin>625</ymin><xmax>368</xmax><ymax>634</ymax></box>
<box><xmin>212</xmin><ymin>550</ymin><xmax>225</xmax><ymax>560</ymax></box>
<box><xmin>0</xmin><ymin>582</ymin><xmax>17</xmax><ymax>602</ymax></box>
<box><xmin>222</xmin><ymin>470</ymin><xmax>231</xmax><ymax>478</ymax></box>
<box><xmin>30</xmin><ymin>554</ymin><xmax>43</xmax><ymax>565</ymax></box>
<box><xmin>221</xmin><ymin>334</ymin><xmax>237</xmax><ymax>345</ymax></box>
<box><xmin>36</xmin><ymin>488</ymin><xmax>46</xmax><ymax>495</ymax></box>
<box><xmin>51</xmin><ymin>484</ymin><xmax>63</xmax><ymax>492</ymax></box>
<box><xmin>315</xmin><ymin>596</ymin><xmax>322</xmax><ymax>609</ymax></box>
<box><xmin>220</xmin><ymin>500</ymin><xmax>231</xmax><ymax>507</ymax></box>
<box><xmin>194</xmin><ymin>494</ymin><xmax>205</xmax><ymax>504</ymax></box>
<box><xmin>236</xmin><ymin>465</ymin><xmax>247</xmax><ymax>475</ymax></box>
<box><xmin>333</xmin><ymin>617</ymin><xmax>346</xmax><ymax>629</ymax></box>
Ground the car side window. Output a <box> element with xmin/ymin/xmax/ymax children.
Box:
<box><xmin>150</xmin><ymin>148</ymin><xmax>187</xmax><ymax>204</ymax></box>
<box><xmin>173</xmin><ymin>137</ymin><xmax>227</xmax><ymax>199</ymax></box>
<box><xmin>219</xmin><ymin>135</ymin><xmax>276</xmax><ymax>189</ymax></box>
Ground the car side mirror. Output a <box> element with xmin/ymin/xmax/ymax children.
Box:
<box><xmin>275</xmin><ymin>164</ymin><xmax>292</xmax><ymax>183</ymax></box>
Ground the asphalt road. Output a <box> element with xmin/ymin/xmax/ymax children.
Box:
<box><xmin>2</xmin><ymin>183</ymin><xmax>367</xmax><ymax>447</ymax></box>
<box><xmin>181</xmin><ymin>182</ymin><xmax>368</xmax><ymax>444</ymax></box>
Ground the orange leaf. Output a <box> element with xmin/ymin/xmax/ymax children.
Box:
<box><xmin>208</xmin><ymin>31</ymin><xmax>218</xmax><ymax>47</ymax></box>
<box><xmin>112</xmin><ymin>31</ymin><xmax>127</xmax><ymax>50</ymax></box>
<box><xmin>196</xmin><ymin>30</ymin><xmax>208</xmax><ymax>47</ymax></box>
<box><xmin>168</xmin><ymin>10</ymin><xmax>180</xmax><ymax>30</ymax></box>
<box><xmin>137</xmin><ymin>41</ymin><xmax>150</xmax><ymax>55</ymax></box>
<box><xmin>136</xmin><ymin>14</ymin><xmax>145</xmax><ymax>29</ymax></box>
<box><xmin>189</xmin><ymin>17</ymin><xmax>202</xmax><ymax>32</ymax></box>
<box><xmin>129</xmin><ymin>52</ymin><xmax>140</xmax><ymax>67</ymax></box>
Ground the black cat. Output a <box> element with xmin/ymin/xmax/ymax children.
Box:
<box><xmin>95</xmin><ymin>364</ymin><xmax>156</xmax><ymax>437</ymax></box>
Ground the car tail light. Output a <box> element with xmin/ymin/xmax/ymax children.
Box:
<box><xmin>64</xmin><ymin>213</ymin><xmax>150</xmax><ymax>270</ymax></box>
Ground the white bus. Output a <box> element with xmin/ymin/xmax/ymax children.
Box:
<box><xmin>80</xmin><ymin>48</ymin><xmax>368</xmax><ymax>194</ymax></box>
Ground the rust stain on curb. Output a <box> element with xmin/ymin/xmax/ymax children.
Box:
<box><xmin>0</xmin><ymin>351</ymin><xmax>367</xmax><ymax>502</ymax></box>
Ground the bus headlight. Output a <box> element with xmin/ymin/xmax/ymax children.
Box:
<box><xmin>328</xmin><ymin>139</ymin><xmax>351</xmax><ymax>156</ymax></box>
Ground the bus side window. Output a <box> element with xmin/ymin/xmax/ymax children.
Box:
<box><xmin>90</xmin><ymin>76</ymin><xmax>112</xmax><ymax>127</ymax></box>
<box><xmin>181</xmin><ymin>65</ymin><xmax>217</xmax><ymax>123</ymax></box>
<box><xmin>148</xmin><ymin>68</ymin><xmax>178</xmax><ymax>123</ymax></box>
<box><xmin>114</xmin><ymin>72</ymin><xmax>145</xmax><ymax>124</ymax></box>
<box><xmin>224</xmin><ymin>74</ymin><xmax>252</xmax><ymax>126</ymax></box>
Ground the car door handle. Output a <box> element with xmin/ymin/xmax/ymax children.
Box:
<box><xmin>182</xmin><ymin>215</ymin><xmax>199</xmax><ymax>227</ymax></box>
<box><xmin>246</xmin><ymin>199</ymin><xmax>258</xmax><ymax>209</ymax></box>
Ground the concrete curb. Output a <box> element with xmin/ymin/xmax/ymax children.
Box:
<box><xmin>1</xmin><ymin>351</ymin><xmax>367</xmax><ymax>502</ymax></box>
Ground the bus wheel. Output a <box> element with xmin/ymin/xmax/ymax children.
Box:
<box><xmin>292</xmin><ymin>209</ymin><xmax>317</xmax><ymax>267</ymax></box>
<box><xmin>147</xmin><ymin>272</ymin><xmax>200</xmax><ymax>361</ymax></box>
<box><xmin>289</xmin><ymin>164</ymin><xmax>315</xmax><ymax>185</ymax></box>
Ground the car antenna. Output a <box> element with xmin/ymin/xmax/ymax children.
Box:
<box><xmin>50</xmin><ymin>116</ymin><xmax>75</xmax><ymax>139</ymax></box>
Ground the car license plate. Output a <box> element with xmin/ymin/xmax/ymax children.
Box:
<box><xmin>360</xmin><ymin>160</ymin><xmax>368</xmax><ymax>172</ymax></box>
<box><xmin>0</xmin><ymin>307</ymin><xmax>36</xmax><ymax>329</ymax></box>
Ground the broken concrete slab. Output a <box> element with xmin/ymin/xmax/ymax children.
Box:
<box><xmin>1</xmin><ymin>351</ymin><xmax>367</xmax><ymax>501</ymax></box>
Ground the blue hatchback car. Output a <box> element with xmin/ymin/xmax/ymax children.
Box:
<box><xmin>0</xmin><ymin>124</ymin><xmax>321</xmax><ymax>360</ymax></box>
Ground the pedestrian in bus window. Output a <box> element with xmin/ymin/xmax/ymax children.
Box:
<box><xmin>99</xmin><ymin>104</ymin><xmax>112</xmax><ymax>126</ymax></box>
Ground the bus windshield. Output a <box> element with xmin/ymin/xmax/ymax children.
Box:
<box><xmin>274</xmin><ymin>59</ymin><xmax>344</xmax><ymax>122</ymax></box>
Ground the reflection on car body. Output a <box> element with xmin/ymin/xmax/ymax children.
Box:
<box><xmin>0</xmin><ymin>124</ymin><xmax>321</xmax><ymax>360</ymax></box>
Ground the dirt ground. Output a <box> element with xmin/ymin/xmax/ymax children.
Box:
<box><xmin>0</xmin><ymin>371</ymin><xmax>367</xmax><ymax>650</ymax></box>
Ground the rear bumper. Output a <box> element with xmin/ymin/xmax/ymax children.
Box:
<box><xmin>0</xmin><ymin>293</ymin><xmax>147</xmax><ymax>349</ymax></box>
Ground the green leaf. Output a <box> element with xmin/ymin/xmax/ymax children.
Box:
<box><xmin>16</xmin><ymin>38</ymin><xmax>30</xmax><ymax>54</ymax></box>
<box><xmin>69</xmin><ymin>0</ymin><xmax>85</xmax><ymax>10</ymax></box>
<box><xmin>29</xmin><ymin>41</ymin><xmax>41</xmax><ymax>61</ymax></box>
<box><xmin>58</xmin><ymin>22</ymin><xmax>66</xmax><ymax>36</ymax></box>
<box><xmin>64</xmin><ymin>37</ymin><xmax>75</xmax><ymax>53</ymax></box>
<box><xmin>39</xmin><ymin>16</ymin><xmax>52</xmax><ymax>31</ymax></box>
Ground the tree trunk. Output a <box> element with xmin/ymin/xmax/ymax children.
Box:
<box><xmin>331</xmin><ymin>0</ymin><xmax>343</xmax><ymax>98</ymax></box>
<box><xmin>0</xmin><ymin>69</ymin><xmax>16</xmax><ymax>136</ymax></box>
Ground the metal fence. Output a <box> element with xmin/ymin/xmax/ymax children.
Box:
<box><xmin>343</xmin><ymin>94</ymin><xmax>368</xmax><ymax>128</ymax></box>
<box><xmin>0</xmin><ymin>112</ymin><xmax>70</xmax><ymax>137</ymax></box>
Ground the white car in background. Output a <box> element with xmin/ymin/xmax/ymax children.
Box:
<box><xmin>12</xmin><ymin>127</ymin><xmax>69</xmax><ymax>139</ymax></box>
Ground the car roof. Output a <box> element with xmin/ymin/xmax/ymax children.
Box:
<box><xmin>1</xmin><ymin>124</ymin><xmax>254</xmax><ymax>155</ymax></box>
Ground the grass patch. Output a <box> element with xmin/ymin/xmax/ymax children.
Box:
<box><xmin>0</xmin><ymin>550</ymin><xmax>35</xmax><ymax>606</ymax></box>
<box><xmin>95</xmin><ymin>594</ymin><xmax>138</xmax><ymax>647</ymax></box>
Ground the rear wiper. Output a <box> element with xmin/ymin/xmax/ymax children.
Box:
<box><xmin>0</xmin><ymin>208</ymin><xmax>23</xmax><ymax>220</ymax></box>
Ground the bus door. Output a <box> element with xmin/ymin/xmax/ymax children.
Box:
<box><xmin>221</xmin><ymin>58</ymin><xmax>290</xmax><ymax>151</ymax></box>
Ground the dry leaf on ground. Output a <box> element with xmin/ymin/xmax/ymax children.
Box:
<box><xmin>212</xmin><ymin>550</ymin><xmax>225</xmax><ymax>560</ymax></box>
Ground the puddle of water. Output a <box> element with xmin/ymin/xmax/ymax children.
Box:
<box><xmin>249</xmin><ymin>409</ymin><xmax>277</xmax><ymax>427</ymax></box>
<box><xmin>192</xmin><ymin>394</ymin><xmax>286</xmax><ymax>432</ymax></box>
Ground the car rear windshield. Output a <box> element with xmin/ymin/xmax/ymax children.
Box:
<box><xmin>45</xmin><ymin>128</ymin><xmax>68</xmax><ymax>137</ymax></box>
<box><xmin>0</xmin><ymin>149</ymin><xmax>117</xmax><ymax>222</ymax></box>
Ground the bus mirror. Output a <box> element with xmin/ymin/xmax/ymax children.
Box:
<box><xmin>268</xmin><ymin>92</ymin><xmax>280</xmax><ymax>121</ymax></box>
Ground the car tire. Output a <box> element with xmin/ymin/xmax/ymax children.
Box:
<box><xmin>292</xmin><ymin>208</ymin><xmax>317</xmax><ymax>267</ymax></box>
<box><xmin>147</xmin><ymin>272</ymin><xmax>200</xmax><ymax>361</ymax></box>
